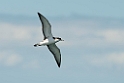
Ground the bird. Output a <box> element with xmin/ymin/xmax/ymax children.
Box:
<box><xmin>34</xmin><ymin>12</ymin><xmax>64</xmax><ymax>67</ymax></box>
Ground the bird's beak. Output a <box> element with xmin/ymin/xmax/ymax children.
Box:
<box><xmin>61</xmin><ymin>39</ymin><xmax>64</xmax><ymax>41</ymax></box>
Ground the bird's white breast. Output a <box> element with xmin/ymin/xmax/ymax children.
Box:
<box><xmin>40</xmin><ymin>37</ymin><xmax>56</xmax><ymax>45</ymax></box>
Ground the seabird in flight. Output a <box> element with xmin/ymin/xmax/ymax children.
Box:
<box><xmin>34</xmin><ymin>12</ymin><xmax>64</xmax><ymax>67</ymax></box>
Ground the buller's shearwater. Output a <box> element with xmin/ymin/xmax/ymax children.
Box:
<box><xmin>34</xmin><ymin>12</ymin><xmax>64</xmax><ymax>67</ymax></box>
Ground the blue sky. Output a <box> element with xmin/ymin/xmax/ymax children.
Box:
<box><xmin>1</xmin><ymin>0</ymin><xmax>124</xmax><ymax>18</ymax></box>
<box><xmin>0</xmin><ymin>0</ymin><xmax>124</xmax><ymax>83</ymax></box>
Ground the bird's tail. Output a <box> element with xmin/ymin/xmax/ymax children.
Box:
<box><xmin>34</xmin><ymin>44</ymin><xmax>38</xmax><ymax>47</ymax></box>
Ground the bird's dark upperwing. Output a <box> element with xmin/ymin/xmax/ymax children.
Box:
<box><xmin>47</xmin><ymin>44</ymin><xmax>61</xmax><ymax>67</ymax></box>
<box><xmin>38</xmin><ymin>12</ymin><xmax>53</xmax><ymax>39</ymax></box>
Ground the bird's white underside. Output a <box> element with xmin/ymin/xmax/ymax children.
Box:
<box><xmin>38</xmin><ymin>37</ymin><xmax>59</xmax><ymax>46</ymax></box>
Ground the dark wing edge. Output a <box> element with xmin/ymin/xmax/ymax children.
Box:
<box><xmin>37</xmin><ymin>12</ymin><xmax>52</xmax><ymax>39</ymax></box>
<box><xmin>47</xmin><ymin>44</ymin><xmax>61</xmax><ymax>68</ymax></box>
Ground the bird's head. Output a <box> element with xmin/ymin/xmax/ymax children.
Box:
<box><xmin>53</xmin><ymin>37</ymin><xmax>64</xmax><ymax>42</ymax></box>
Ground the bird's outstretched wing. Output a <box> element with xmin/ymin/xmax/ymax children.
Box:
<box><xmin>38</xmin><ymin>12</ymin><xmax>53</xmax><ymax>39</ymax></box>
<box><xmin>47</xmin><ymin>44</ymin><xmax>61</xmax><ymax>67</ymax></box>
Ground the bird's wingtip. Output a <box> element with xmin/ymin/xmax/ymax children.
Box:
<box><xmin>57</xmin><ymin>62</ymin><xmax>61</xmax><ymax>68</ymax></box>
<box><xmin>37</xmin><ymin>12</ymin><xmax>40</xmax><ymax>15</ymax></box>
<box><xmin>58</xmin><ymin>65</ymin><xmax>60</xmax><ymax>68</ymax></box>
